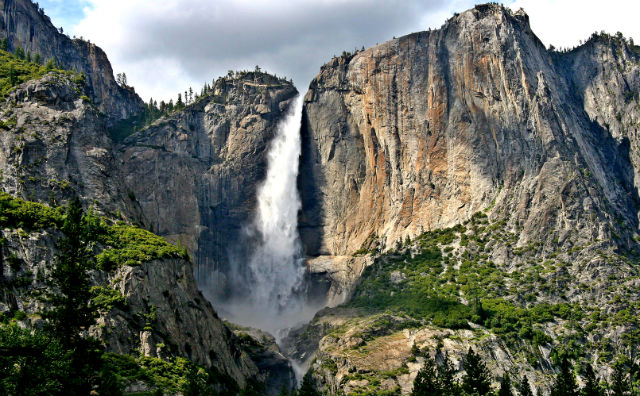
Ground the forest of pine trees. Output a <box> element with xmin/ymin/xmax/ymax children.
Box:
<box><xmin>410</xmin><ymin>348</ymin><xmax>639</xmax><ymax>396</ymax></box>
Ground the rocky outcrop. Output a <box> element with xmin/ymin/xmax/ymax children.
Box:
<box><xmin>0</xmin><ymin>0</ymin><xmax>144</xmax><ymax>123</ymax></box>
<box><xmin>306</xmin><ymin>255</ymin><xmax>372</xmax><ymax>307</ymax></box>
<box><xmin>0</xmin><ymin>72</ymin><xmax>141</xmax><ymax>218</ymax></box>
<box><xmin>561</xmin><ymin>33</ymin><xmax>640</xmax><ymax>197</ymax></box>
<box><xmin>288</xmin><ymin>311</ymin><xmax>556</xmax><ymax>396</ymax></box>
<box><xmin>299</xmin><ymin>4</ymin><xmax>640</xmax><ymax>260</ymax></box>
<box><xmin>118</xmin><ymin>73</ymin><xmax>297</xmax><ymax>288</ymax></box>
<box><xmin>92</xmin><ymin>258</ymin><xmax>259</xmax><ymax>385</ymax></box>
<box><xmin>231</xmin><ymin>327</ymin><xmax>297</xmax><ymax>395</ymax></box>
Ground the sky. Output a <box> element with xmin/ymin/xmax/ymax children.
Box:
<box><xmin>38</xmin><ymin>0</ymin><xmax>640</xmax><ymax>103</ymax></box>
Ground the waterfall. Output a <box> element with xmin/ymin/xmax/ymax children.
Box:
<box><xmin>218</xmin><ymin>95</ymin><xmax>315</xmax><ymax>337</ymax></box>
<box><xmin>248</xmin><ymin>95</ymin><xmax>305</xmax><ymax>310</ymax></box>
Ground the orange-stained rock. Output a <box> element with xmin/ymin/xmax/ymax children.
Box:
<box><xmin>299</xmin><ymin>4</ymin><xmax>640</xmax><ymax>264</ymax></box>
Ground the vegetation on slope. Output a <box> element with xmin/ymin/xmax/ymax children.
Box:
<box><xmin>0</xmin><ymin>195</ymin><xmax>231</xmax><ymax>395</ymax></box>
<box><xmin>307</xmin><ymin>210</ymin><xmax>640</xmax><ymax>395</ymax></box>
<box><xmin>0</xmin><ymin>192</ymin><xmax>187</xmax><ymax>270</ymax></box>
<box><xmin>347</xmin><ymin>211</ymin><xmax>639</xmax><ymax>365</ymax></box>
<box><xmin>0</xmin><ymin>40</ymin><xmax>83</xmax><ymax>100</ymax></box>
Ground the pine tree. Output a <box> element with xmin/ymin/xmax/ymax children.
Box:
<box><xmin>610</xmin><ymin>363</ymin><xmax>631</xmax><ymax>396</ymax></box>
<box><xmin>437</xmin><ymin>353</ymin><xmax>460</xmax><ymax>396</ymax></box>
<box><xmin>46</xmin><ymin>197</ymin><xmax>95</xmax><ymax>346</ymax></box>
<box><xmin>116</xmin><ymin>72</ymin><xmax>128</xmax><ymax>86</ymax></box>
<box><xmin>412</xmin><ymin>355</ymin><xmax>439</xmax><ymax>396</ymax></box>
<box><xmin>44</xmin><ymin>197</ymin><xmax>102</xmax><ymax>395</ymax></box>
<box><xmin>550</xmin><ymin>356</ymin><xmax>578</xmax><ymax>396</ymax></box>
<box><xmin>462</xmin><ymin>348</ymin><xmax>492</xmax><ymax>396</ymax></box>
<box><xmin>14</xmin><ymin>46</ymin><xmax>24</xmax><ymax>59</ymax></box>
<box><xmin>34</xmin><ymin>52</ymin><xmax>41</xmax><ymax>64</ymax></box>
<box><xmin>518</xmin><ymin>376</ymin><xmax>535</xmax><ymax>396</ymax></box>
<box><xmin>297</xmin><ymin>371</ymin><xmax>319</xmax><ymax>396</ymax></box>
<box><xmin>582</xmin><ymin>364</ymin><xmax>602</xmax><ymax>396</ymax></box>
<box><xmin>8</xmin><ymin>63</ymin><xmax>16</xmax><ymax>86</ymax></box>
<box><xmin>0</xmin><ymin>38</ymin><xmax>7</xmax><ymax>51</ymax></box>
<box><xmin>498</xmin><ymin>373</ymin><xmax>514</xmax><ymax>396</ymax></box>
<box><xmin>45</xmin><ymin>57</ymin><xmax>57</xmax><ymax>70</ymax></box>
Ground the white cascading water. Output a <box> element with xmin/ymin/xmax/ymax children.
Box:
<box><xmin>222</xmin><ymin>96</ymin><xmax>316</xmax><ymax>338</ymax></box>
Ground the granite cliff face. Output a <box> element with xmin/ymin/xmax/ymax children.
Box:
<box><xmin>300</xmin><ymin>5</ymin><xmax>639</xmax><ymax>259</ymax></box>
<box><xmin>0</xmin><ymin>0</ymin><xmax>144</xmax><ymax>123</ymax></box>
<box><xmin>294</xmin><ymin>4</ymin><xmax>640</xmax><ymax>394</ymax></box>
<box><xmin>299</xmin><ymin>4</ymin><xmax>640</xmax><ymax>294</ymax></box>
<box><xmin>0</xmin><ymin>73</ymin><xmax>141</xmax><ymax>218</ymax></box>
<box><xmin>118</xmin><ymin>73</ymin><xmax>297</xmax><ymax>285</ymax></box>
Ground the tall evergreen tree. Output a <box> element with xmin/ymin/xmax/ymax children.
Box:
<box><xmin>550</xmin><ymin>356</ymin><xmax>578</xmax><ymax>396</ymax></box>
<box><xmin>46</xmin><ymin>197</ymin><xmax>95</xmax><ymax>348</ymax></box>
<box><xmin>498</xmin><ymin>373</ymin><xmax>514</xmax><ymax>396</ymax></box>
<box><xmin>14</xmin><ymin>46</ymin><xmax>24</xmax><ymax>59</ymax></box>
<box><xmin>610</xmin><ymin>363</ymin><xmax>631</xmax><ymax>396</ymax></box>
<box><xmin>412</xmin><ymin>355</ymin><xmax>439</xmax><ymax>396</ymax></box>
<box><xmin>462</xmin><ymin>348</ymin><xmax>492</xmax><ymax>396</ymax></box>
<box><xmin>437</xmin><ymin>353</ymin><xmax>460</xmax><ymax>396</ymax></box>
<box><xmin>297</xmin><ymin>371</ymin><xmax>319</xmax><ymax>396</ymax></box>
<box><xmin>582</xmin><ymin>364</ymin><xmax>602</xmax><ymax>396</ymax></box>
<box><xmin>44</xmin><ymin>197</ymin><xmax>101</xmax><ymax>395</ymax></box>
<box><xmin>518</xmin><ymin>376</ymin><xmax>535</xmax><ymax>396</ymax></box>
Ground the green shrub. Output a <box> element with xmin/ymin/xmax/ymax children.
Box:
<box><xmin>90</xmin><ymin>286</ymin><xmax>127</xmax><ymax>313</ymax></box>
<box><xmin>0</xmin><ymin>193</ymin><xmax>186</xmax><ymax>270</ymax></box>
<box><xmin>95</xmin><ymin>224</ymin><xmax>186</xmax><ymax>270</ymax></box>
<box><xmin>0</xmin><ymin>49</ymin><xmax>78</xmax><ymax>99</ymax></box>
<box><xmin>102</xmin><ymin>353</ymin><xmax>239</xmax><ymax>396</ymax></box>
<box><xmin>0</xmin><ymin>192</ymin><xmax>64</xmax><ymax>229</ymax></box>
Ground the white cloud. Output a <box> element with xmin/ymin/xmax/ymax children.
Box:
<box><xmin>69</xmin><ymin>0</ymin><xmax>639</xmax><ymax>103</ymax></box>
<box><xmin>506</xmin><ymin>0</ymin><xmax>640</xmax><ymax>49</ymax></box>
<box><xmin>73</xmin><ymin>0</ymin><xmax>475</xmax><ymax>102</ymax></box>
